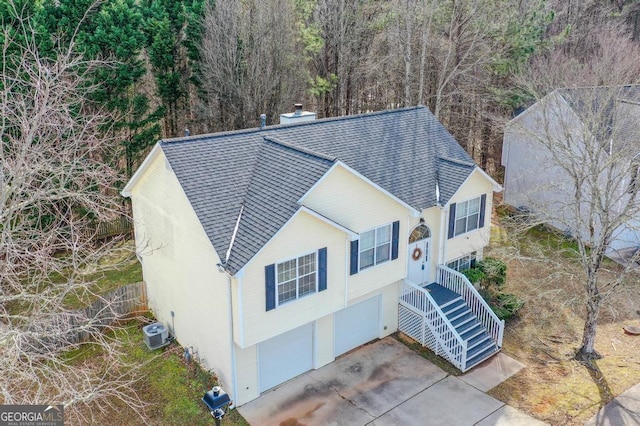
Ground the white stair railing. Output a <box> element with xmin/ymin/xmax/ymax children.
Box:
<box><xmin>398</xmin><ymin>280</ymin><xmax>467</xmax><ymax>370</ymax></box>
<box><xmin>436</xmin><ymin>265</ymin><xmax>504</xmax><ymax>348</ymax></box>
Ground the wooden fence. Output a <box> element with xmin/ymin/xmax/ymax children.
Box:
<box><xmin>25</xmin><ymin>282</ymin><xmax>148</xmax><ymax>351</ymax></box>
<box><xmin>71</xmin><ymin>281</ymin><xmax>147</xmax><ymax>343</ymax></box>
<box><xmin>93</xmin><ymin>216</ymin><xmax>133</xmax><ymax>240</ymax></box>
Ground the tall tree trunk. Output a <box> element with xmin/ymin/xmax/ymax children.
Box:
<box><xmin>417</xmin><ymin>7</ymin><xmax>430</xmax><ymax>104</ymax></box>
<box><xmin>403</xmin><ymin>6</ymin><xmax>413</xmax><ymax>106</ymax></box>
<box><xmin>576</xmin><ymin>277</ymin><xmax>602</xmax><ymax>361</ymax></box>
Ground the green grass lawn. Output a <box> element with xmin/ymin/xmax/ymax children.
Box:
<box><xmin>121</xmin><ymin>322</ymin><xmax>244</xmax><ymax>425</ymax></box>
<box><xmin>57</xmin><ymin>240</ymin><xmax>247</xmax><ymax>424</ymax></box>
<box><xmin>63</xmin><ymin>244</ymin><xmax>144</xmax><ymax>309</ymax></box>
<box><xmin>485</xmin><ymin>219</ymin><xmax>640</xmax><ymax>425</ymax></box>
<box><xmin>69</xmin><ymin>320</ymin><xmax>249</xmax><ymax>425</ymax></box>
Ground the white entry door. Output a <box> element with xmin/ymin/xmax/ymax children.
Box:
<box><xmin>258</xmin><ymin>323</ymin><xmax>313</xmax><ymax>392</ymax></box>
<box><xmin>407</xmin><ymin>224</ymin><xmax>431</xmax><ymax>285</ymax></box>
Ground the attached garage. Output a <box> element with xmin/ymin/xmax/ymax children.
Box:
<box><xmin>258</xmin><ymin>322</ymin><xmax>314</xmax><ymax>392</ymax></box>
<box><xmin>334</xmin><ymin>295</ymin><xmax>380</xmax><ymax>357</ymax></box>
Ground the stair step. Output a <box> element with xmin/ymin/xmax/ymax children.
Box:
<box><xmin>460</xmin><ymin>326</ymin><xmax>486</xmax><ymax>343</ymax></box>
<box><xmin>444</xmin><ymin>305</ymin><xmax>469</xmax><ymax>321</ymax></box>
<box><xmin>438</xmin><ymin>329</ymin><xmax>498</xmax><ymax>359</ymax></box>
<box><xmin>440</xmin><ymin>296</ymin><xmax>464</xmax><ymax>311</ymax></box>
<box><xmin>467</xmin><ymin>338</ymin><xmax>495</xmax><ymax>359</ymax></box>
<box><xmin>442</xmin><ymin>299</ymin><xmax>467</xmax><ymax>315</ymax></box>
<box><xmin>456</xmin><ymin>319</ymin><xmax>482</xmax><ymax>336</ymax></box>
<box><xmin>450</xmin><ymin>312</ymin><xmax>475</xmax><ymax>328</ymax></box>
<box><xmin>465</xmin><ymin>344</ymin><xmax>499</xmax><ymax>370</ymax></box>
<box><xmin>467</xmin><ymin>333</ymin><xmax>492</xmax><ymax>350</ymax></box>
<box><xmin>447</xmin><ymin>310</ymin><xmax>469</xmax><ymax>324</ymax></box>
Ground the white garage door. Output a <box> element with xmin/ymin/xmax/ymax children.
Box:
<box><xmin>258</xmin><ymin>322</ymin><xmax>313</xmax><ymax>392</ymax></box>
<box><xmin>334</xmin><ymin>296</ymin><xmax>380</xmax><ymax>357</ymax></box>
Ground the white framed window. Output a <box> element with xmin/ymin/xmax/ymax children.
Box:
<box><xmin>359</xmin><ymin>223</ymin><xmax>392</xmax><ymax>270</ymax></box>
<box><xmin>454</xmin><ymin>197</ymin><xmax>482</xmax><ymax>236</ymax></box>
<box><xmin>276</xmin><ymin>252</ymin><xmax>317</xmax><ymax>305</ymax></box>
<box><xmin>447</xmin><ymin>251</ymin><xmax>477</xmax><ymax>272</ymax></box>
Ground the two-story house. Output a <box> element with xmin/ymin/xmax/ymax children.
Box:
<box><xmin>122</xmin><ymin>106</ymin><xmax>504</xmax><ymax>406</ymax></box>
<box><xmin>502</xmin><ymin>86</ymin><xmax>640</xmax><ymax>261</ymax></box>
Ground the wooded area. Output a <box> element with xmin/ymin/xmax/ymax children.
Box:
<box><xmin>6</xmin><ymin>0</ymin><xmax>640</xmax><ymax>179</ymax></box>
<box><xmin>3</xmin><ymin>0</ymin><xmax>640</xmax><ymax>417</ymax></box>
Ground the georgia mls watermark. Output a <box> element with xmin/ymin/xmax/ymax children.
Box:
<box><xmin>0</xmin><ymin>405</ymin><xmax>64</xmax><ymax>426</ymax></box>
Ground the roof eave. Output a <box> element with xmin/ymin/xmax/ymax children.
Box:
<box><xmin>233</xmin><ymin>205</ymin><xmax>357</xmax><ymax>276</ymax></box>
<box><xmin>121</xmin><ymin>143</ymin><xmax>162</xmax><ymax>197</ymax></box>
<box><xmin>298</xmin><ymin>160</ymin><xmax>421</xmax><ymax>217</ymax></box>
<box><xmin>443</xmin><ymin>167</ymin><xmax>502</xmax><ymax>208</ymax></box>
<box><xmin>474</xmin><ymin>166</ymin><xmax>503</xmax><ymax>193</ymax></box>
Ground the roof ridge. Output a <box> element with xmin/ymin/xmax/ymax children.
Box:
<box><xmin>158</xmin><ymin>106</ymin><xmax>429</xmax><ymax>144</ymax></box>
<box><xmin>159</xmin><ymin>126</ymin><xmax>266</xmax><ymax>145</ymax></box>
<box><xmin>263</xmin><ymin>136</ymin><xmax>337</xmax><ymax>162</ymax></box>
<box><xmin>438</xmin><ymin>156</ymin><xmax>475</xmax><ymax>167</ymax></box>
<box><xmin>558</xmin><ymin>84</ymin><xmax>640</xmax><ymax>91</ymax></box>
<box><xmin>270</xmin><ymin>105</ymin><xmax>427</xmax><ymax>129</ymax></box>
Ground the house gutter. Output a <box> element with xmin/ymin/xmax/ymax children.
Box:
<box><xmin>225</xmin><ymin>205</ymin><xmax>244</xmax><ymax>264</ymax></box>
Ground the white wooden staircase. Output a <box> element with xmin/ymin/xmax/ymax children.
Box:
<box><xmin>398</xmin><ymin>266</ymin><xmax>504</xmax><ymax>372</ymax></box>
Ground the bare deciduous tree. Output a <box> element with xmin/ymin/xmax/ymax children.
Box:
<box><xmin>0</xmin><ymin>10</ymin><xmax>145</xmax><ymax>422</ymax></box>
<box><xmin>506</xmin><ymin>28</ymin><xmax>640</xmax><ymax>361</ymax></box>
<box><xmin>198</xmin><ymin>0</ymin><xmax>307</xmax><ymax>130</ymax></box>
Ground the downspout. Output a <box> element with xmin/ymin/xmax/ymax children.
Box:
<box><xmin>222</xmin><ymin>205</ymin><xmax>243</xmax><ymax>406</ymax></box>
<box><xmin>225</xmin><ymin>272</ymin><xmax>238</xmax><ymax>408</ymax></box>
<box><xmin>344</xmin><ymin>237</ymin><xmax>349</xmax><ymax>307</ymax></box>
<box><xmin>438</xmin><ymin>206</ymin><xmax>447</xmax><ymax>266</ymax></box>
<box><xmin>436</xmin><ymin>174</ymin><xmax>447</xmax><ymax>267</ymax></box>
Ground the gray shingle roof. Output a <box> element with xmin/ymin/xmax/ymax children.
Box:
<box><xmin>160</xmin><ymin>106</ymin><xmax>477</xmax><ymax>274</ymax></box>
<box><xmin>557</xmin><ymin>85</ymin><xmax>640</xmax><ymax>146</ymax></box>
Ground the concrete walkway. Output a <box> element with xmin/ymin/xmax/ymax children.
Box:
<box><xmin>238</xmin><ymin>337</ymin><xmax>547</xmax><ymax>425</ymax></box>
<box><xmin>586</xmin><ymin>383</ymin><xmax>640</xmax><ymax>425</ymax></box>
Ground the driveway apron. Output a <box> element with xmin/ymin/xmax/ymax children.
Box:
<box><xmin>238</xmin><ymin>337</ymin><xmax>547</xmax><ymax>426</ymax></box>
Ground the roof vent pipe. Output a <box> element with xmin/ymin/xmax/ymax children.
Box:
<box><xmin>294</xmin><ymin>103</ymin><xmax>303</xmax><ymax>116</ymax></box>
<box><xmin>260</xmin><ymin>114</ymin><xmax>267</xmax><ymax>129</ymax></box>
<box><xmin>184</xmin><ymin>128</ymin><xmax>190</xmax><ymax>137</ymax></box>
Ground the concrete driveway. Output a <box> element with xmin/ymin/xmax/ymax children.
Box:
<box><xmin>586</xmin><ymin>382</ymin><xmax>640</xmax><ymax>425</ymax></box>
<box><xmin>238</xmin><ymin>337</ymin><xmax>546</xmax><ymax>426</ymax></box>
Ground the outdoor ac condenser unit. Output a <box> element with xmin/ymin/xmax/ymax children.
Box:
<box><xmin>143</xmin><ymin>322</ymin><xmax>169</xmax><ymax>350</ymax></box>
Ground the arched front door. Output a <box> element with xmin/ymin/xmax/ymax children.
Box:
<box><xmin>407</xmin><ymin>224</ymin><xmax>431</xmax><ymax>285</ymax></box>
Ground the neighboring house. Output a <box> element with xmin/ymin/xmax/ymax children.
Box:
<box><xmin>122</xmin><ymin>106</ymin><xmax>504</xmax><ymax>406</ymax></box>
<box><xmin>502</xmin><ymin>86</ymin><xmax>640</xmax><ymax>260</ymax></box>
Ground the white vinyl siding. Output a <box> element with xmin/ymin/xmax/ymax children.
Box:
<box><xmin>129</xmin><ymin>149</ymin><xmax>234</xmax><ymax>400</ymax></box>
<box><xmin>455</xmin><ymin>197</ymin><xmax>481</xmax><ymax>236</ymax></box>
<box><xmin>359</xmin><ymin>224</ymin><xmax>392</xmax><ymax>270</ymax></box>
